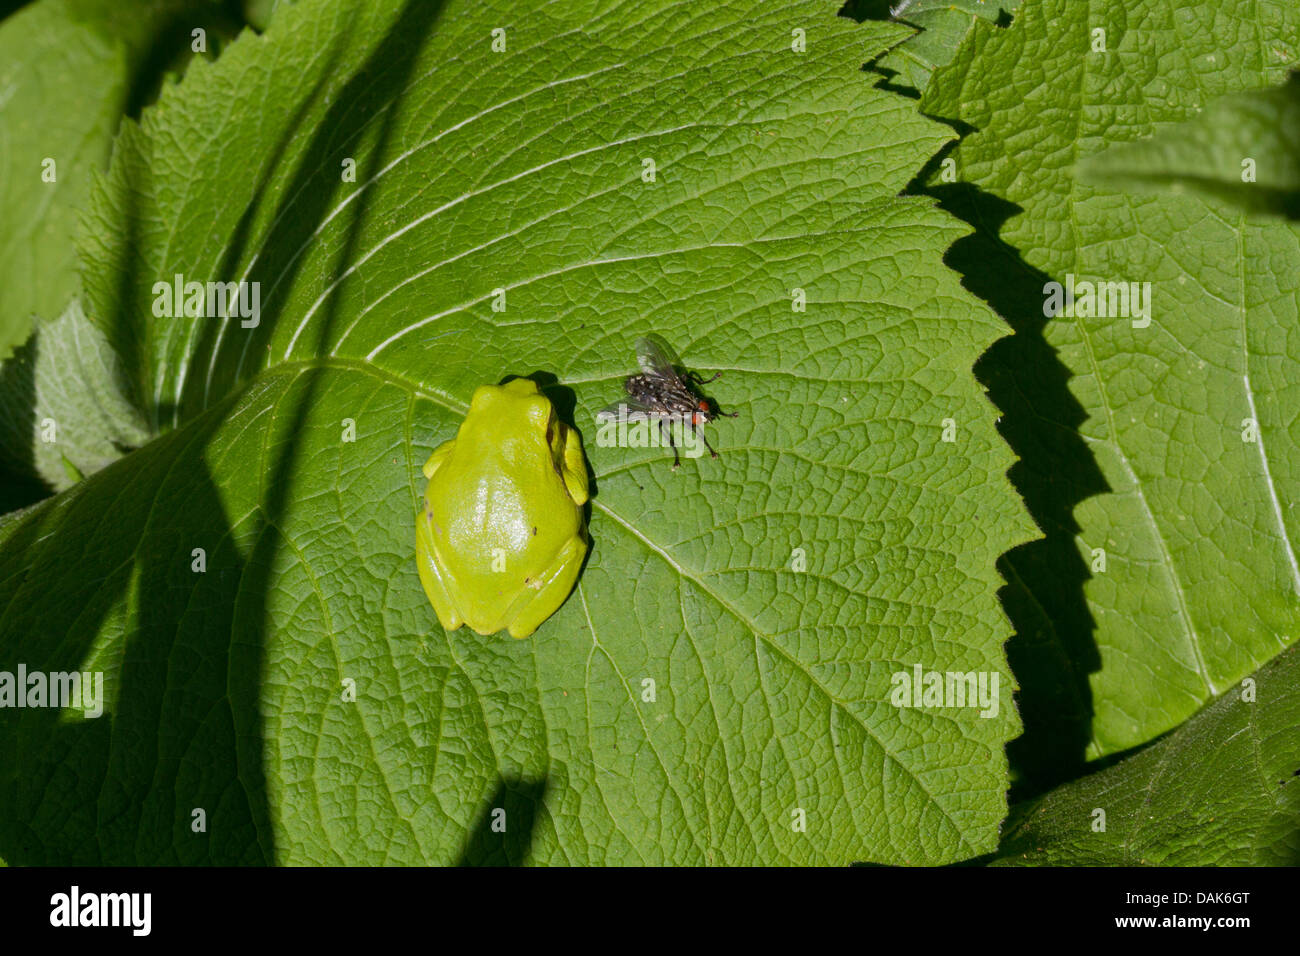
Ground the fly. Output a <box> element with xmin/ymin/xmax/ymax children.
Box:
<box><xmin>604</xmin><ymin>334</ymin><xmax>738</xmax><ymax>469</ymax></box>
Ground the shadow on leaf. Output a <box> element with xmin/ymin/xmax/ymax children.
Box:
<box><xmin>0</xmin><ymin>0</ymin><xmax>452</xmax><ymax>866</ymax></box>
<box><xmin>907</xmin><ymin>135</ymin><xmax>1111</xmax><ymax>799</ymax></box>
<box><xmin>456</xmin><ymin>777</ymin><xmax>549</xmax><ymax>866</ymax></box>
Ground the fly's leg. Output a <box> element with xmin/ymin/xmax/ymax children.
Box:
<box><xmin>698</xmin><ymin>425</ymin><xmax>720</xmax><ymax>459</ymax></box>
<box><xmin>658</xmin><ymin>419</ymin><xmax>681</xmax><ymax>469</ymax></box>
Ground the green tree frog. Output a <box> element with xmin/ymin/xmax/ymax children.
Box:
<box><xmin>415</xmin><ymin>378</ymin><xmax>589</xmax><ymax>639</ymax></box>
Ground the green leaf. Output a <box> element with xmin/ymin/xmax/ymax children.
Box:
<box><xmin>0</xmin><ymin>0</ymin><xmax>241</xmax><ymax>361</ymax></box>
<box><xmin>0</xmin><ymin>298</ymin><xmax>150</xmax><ymax>490</ymax></box>
<box><xmin>921</xmin><ymin>0</ymin><xmax>1300</xmax><ymax>769</ymax></box>
<box><xmin>872</xmin><ymin>0</ymin><xmax>1020</xmax><ymax>95</ymax></box>
<box><xmin>0</xmin><ymin>0</ymin><xmax>1030</xmax><ymax>864</ymax></box>
<box><xmin>994</xmin><ymin>644</ymin><xmax>1300</xmax><ymax>866</ymax></box>
<box><xmin>1079</xmin><ymin>73</ymin><xmax>1300</xmax><ymax>220</ymax></box>
<box><xmin>0</xmin><ymin>0</ymin><xmax>124</xmax><ymax>359</ymax></box>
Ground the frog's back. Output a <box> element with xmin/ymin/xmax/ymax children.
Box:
<box><xmin>430</xmin><ymin>443</ymin><xmax>577</xmax><ymax>571</ymax></box>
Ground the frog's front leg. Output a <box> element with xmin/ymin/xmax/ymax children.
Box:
<box><xmin>421</xmin><ymin>440</ymin><xmax>455</xmax><ymax>480</ymax></box>
<box><xmin>559</xmin><ymin>424</ymin><xmax>590</xmax><ymax>505</ymax></box>
<box><xmin>415</xmin><ymin>508</ymin><xmax>464</xmax><ymax>632</ymax></box>
<box><xmin>506</xmin><ymin>534</ymin><xmax>588</xmax><ymax>639</ymax></box>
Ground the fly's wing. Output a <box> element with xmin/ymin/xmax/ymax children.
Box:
<box><xmin>598</xmin><ymin>394</ymin><xmax>660</xmax><ymax>422</ymax></box>
<box><xmin>634</xmin><ymin>334</ymin><xmax>684</xmax><ymax>381</ymax></box>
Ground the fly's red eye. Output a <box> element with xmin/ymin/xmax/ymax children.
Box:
<box><xmin>698</xmin><ymin>400</ymin><xmax>708</xmax><ymax>410</ymax></box>
<box><xmin>692</xmin><ymin>412</ymin><xmax>702</xmax><ymax>425</ymax></box>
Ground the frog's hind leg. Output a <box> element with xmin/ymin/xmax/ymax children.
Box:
<box><xmin>505</xmin><ymin>534</ymin><xmax>588</xmax><ymax>639</ymax></box>
<box><xmin>416</xmin><ymin>514</ymin><xmax>465</xmax><ymax>632</ymax></box>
